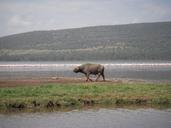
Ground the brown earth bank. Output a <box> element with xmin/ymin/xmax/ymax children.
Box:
<box><xmin>0</xmin><ymin>77</ymin><xmax>168</xmax><ymax>88</ymax></box>
<box><xmin>1</xmin><ymin>104</ymin><xmax>169</xmax><ymax>114</ymax></box>
<box><xmin>0</xmin><ymin>77</ymin><xmax>119</xmax><ymax>87</ymax></box>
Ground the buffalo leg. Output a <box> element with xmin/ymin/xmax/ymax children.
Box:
<box><xmin>96</xmin><ymin>73</ymin><xmax>101</xmax><ymax>82</ymax></box>
<box><xmin>102</xmin><ymin>73</ymin><xmax>105</xmax><ymax>81</ymax></box>
<box><xmin>88</xmin><ymin>74</ymin><xmax>93</xmax><ymax>82</ymax></box>
<box><xmin>85</xmin><ymin>74</ymin><xmax>89</xmax><ymax>82</ymax></box>
<box><xmin>85</xmin><ymin>73</ymin><xmax>92</xmax><ymax>82</ymax></box>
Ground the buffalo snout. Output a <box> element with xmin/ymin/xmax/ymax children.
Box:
<box><xmin>73</xmin><ymin>67</ymin><xmax>80</xmax><ymax>73</ymax></box>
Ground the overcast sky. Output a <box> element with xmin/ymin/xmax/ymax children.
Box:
<box><xmin>0</xmin><ymin>0</ymin><xmax>171</xmax><ymax>37</ymax></box>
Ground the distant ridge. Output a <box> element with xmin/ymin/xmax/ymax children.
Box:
<box><xmin>1</xmin><ymin>21</ymin><xmax>171</xmax><ymax>38</ymax></box>
<box><xmin>0</xmin><ymin>22</ymin><xmax>171</xmax><ymax>61</ymax></box>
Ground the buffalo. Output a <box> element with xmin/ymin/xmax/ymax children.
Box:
<box><xmin>73</xmin><ymin>63</ymin><xmax>105</xmax><ymax>82</ymax></box>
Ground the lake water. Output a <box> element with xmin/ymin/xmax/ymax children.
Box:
<box><xmin>0</xmin><ymin>108</ymin><xmax>170</xmax><ymax>128</ymax></box>
<box><xmin>0</xmin><ymin>61</ymin><xmax>171</xmax><ymax>82</ymax></box>
<box><xmin>0</xmin><ymin>62</ymin><xmax>171</xmax><ymax>128</ymax></box>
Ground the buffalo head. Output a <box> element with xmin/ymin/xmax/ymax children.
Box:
<box><xmin>73</xmin><ymin>66</ymin><xmax>81</xmax><ymax>73</ymax></box>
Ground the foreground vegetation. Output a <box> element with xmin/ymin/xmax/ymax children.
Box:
<box><xmin>0</xmin><ymin>82</ymin><xmax>170</xmax><ymax>110</ymax></box>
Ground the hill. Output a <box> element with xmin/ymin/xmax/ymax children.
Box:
<box><xmin>0</xmin><ymin>22</ymin><xmax>171</xmax><ymax>61</ymax></box>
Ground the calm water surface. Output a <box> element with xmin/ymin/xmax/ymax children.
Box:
<box><xmin>0</xmin><ymin>108</ymin><xmax>170</xmax><ymax>128</ymax></box>
<box><xmin>0</xmin><ymin>61</ymin><xmax>171</xmax><ymax>81</ymax></box>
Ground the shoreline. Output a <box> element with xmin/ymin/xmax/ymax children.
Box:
<box><xmin>1</xmin><ymin>104</ymin><xmax>170</xmax><ymax>114</ymax></box>
<box><xmin>0</xmin><ymin>77</ymin><xmax>170</xmax><ymax>88</ymax></box>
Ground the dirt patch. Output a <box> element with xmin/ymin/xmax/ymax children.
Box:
<box><xmin>0</xmin><ymin>77</ymin><xmax>115</xmax><ymax>87</ymax></box>
<box><xmin>0</xmin><ymin>77</ymin><xmax>154</xmax><ymax>88</ymax></box>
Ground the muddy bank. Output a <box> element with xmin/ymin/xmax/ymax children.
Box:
<box><xmin>0</xmin><ymin>77</ymin><xmax>165</xmax><ymax>88</ymax></box>
<box><xmin>1</xmin><ymin>104</ymin><xmax>170</xmax><ymax>114</ymax></box>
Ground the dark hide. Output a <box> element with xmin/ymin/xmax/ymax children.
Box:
<box><xmin>73</xmin><ymin>63</ymin><xmax>105</xmax><ymax>82</ymax></box>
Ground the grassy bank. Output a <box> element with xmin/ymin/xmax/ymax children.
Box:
<box><xmin>0</xmin><ymin>82</ymin><xmax>171</xmax><ymax>110</ymax></box>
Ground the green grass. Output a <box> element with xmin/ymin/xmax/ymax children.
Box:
<box><xmin>0</xmin><ymin>83</ymin><xmax>171</xmax><ymax>110</ymax></box>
